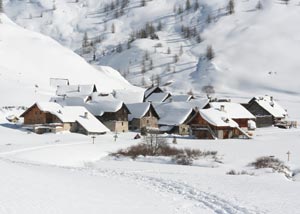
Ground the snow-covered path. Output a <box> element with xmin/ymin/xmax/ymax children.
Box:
<box><xmin>0</xmin><ymin>154</ymin><xmax>260</xmax><ymax>214</ymax></box>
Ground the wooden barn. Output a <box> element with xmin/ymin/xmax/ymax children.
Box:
<box><xmin>20</xmin><ymin>102</ymin><xmax>109</xmax><ymax>135</ymax></box>
<box><xmin>126</xmin><ymin>103</ymin><xmax>160</xmax><ymax>131</ymax></box>
<box><xmin>187</xmin><ymin>109</ymin><xmax>250</xmax><ymax>139</ymax></box>
<box><xmin>243</xmin><ymin>96</ymin><xmax>287</xmax><ymax>127</ymax></box>
<box><xmin>208</xmin><ymin>102</ymin><xmax>256</xmax><ymax>129</ymax></box>
<box><xmin>85</xmin><ymin>99</ymin><xmax>130</xmax><ymax>132</ymax></box>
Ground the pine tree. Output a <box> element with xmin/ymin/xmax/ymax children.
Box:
<box><xmin>174</xmin><ymin>54</ymin><xmax>179</xmax><ymax>63</ymax></box>
<box><xmin>141</xmin><ymin>0</ymin><xmax>146</xmax><ymax>7</ymax></box>
<box><xmin>227</xmin><ymin>0</ymin><xmax>235</xmax><ymax>15</ymax></box>
<box><xmin>149</xmin><ymin>59</ymin><xmax>153</xmax><ymax>70</ymax></box>
<box><xmin>196</xmin><ymin>35</ymin><xmax>202</xmax><ymax>43</ymax></box>
<box><xmin>111</xmin><ymin>23</ymin><xmax>115</xmax><ymax>33</ymax></box>
<box><xmin>282</xmin><ymin>0</ymin><xmax>289</xmax><ymax>5</ymax></box>
<box><xmin>186</xmin><ymin>0</ymin><xmax>191</xmax><ymax>10</ymax></box>
<box><xmin>82</xmin><ymin>32</ymin><xmax>89</xmax><ymax>48</ymax></box>
<box><xmin>0</xmin><ymin>0</ymin><xmax>4</xmax><ymax>13</ymax></box>
<box><xmin>179</xmin><ymin>45</ymin><xmax>183</xmax><ymax>56</ymax></box>
<box><xmin>116</xmin><ymin>43</ymin><xmax>123</xmax><ymax>53</ymax></box>
<box><xmin>206</xmin><ymin>45</ymin><xmax>215</xmax><ymax>60</ymax></box>
<box><xmin>256</xmin><ymin>1</ymin><xmax>263</xmax><ymax>10</ymax></box>
<box><xmin>194</xmin><ymin>1</ymin><xmax>199</xmax><ymax>11</ymax></box>
<box><xmin>167</xmin><ymin>47</ymin><xmax>171</xmax><ymax>54</ymax></box>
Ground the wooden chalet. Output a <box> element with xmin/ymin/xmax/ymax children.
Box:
<box><xmin>187</xmin><ymin>109</ymin><xmax>250</xmax><ymax>139</ymax></box>
<box><xmin>208</xmin><ymin>102</ymin><xmax>256</xmax><ymax>129</ymax></box>
<box><xmin>243</xmin><ymin>96</ymin><xmax>287</xmax><ymax>127</ymax></box>
<box><xmin>20</xmin><ymin>102</ymin><xmax>109</xmax><ymax>135</ymax></box>
<box><xmin>126</xmin><ymin>103</ymin><xmax>160</xmax><ymax>131</ymax></box>
<box><xmin>85</xmin><ymin>99</ymin><xmax>130</xmax><ymax>132</ymax></box>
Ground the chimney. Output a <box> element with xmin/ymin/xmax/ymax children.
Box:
<box><xmin>220</xmin><ymin>105</ymin><xmax>225</xmax><ymax>112</ymax></box>
<box><xmin>84</xmin><ymin>112</ymin><xmax>88</xmax><ymax>119</ymax></box>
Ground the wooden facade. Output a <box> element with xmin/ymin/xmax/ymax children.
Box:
<box><xmin>97</xmin><ymin>104</ymin><xmax>130</xmax><ymax>132</ymax></box>
<box><xmin>21</xmin><ymin>104</ymin><xmax>72</xmax><ymax>134</ymax></box>
<box><xmin>243</xmin><ymin>101</ymin><xmax>274</xmax><ymax>127</ymax></box>
<box><xmin>187</xmin><ymin>112</ymin><xmax>241</xmax><ymax>139</ymax></box>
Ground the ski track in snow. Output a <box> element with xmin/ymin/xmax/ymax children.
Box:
<box><xmin>0</xmin><ymin>152</ymin><xmax>264</xmax><ymax>214</ymax></box>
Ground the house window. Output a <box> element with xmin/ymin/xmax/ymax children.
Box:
<box><xmin>147</xmin><ymin>120</ymin><xmax>149</xmax><ymax>124</ymax></box>
<box><xmin>122</xmin><ymin>122</ymin><xmax>124</xmax><ymax>126</ymax></box>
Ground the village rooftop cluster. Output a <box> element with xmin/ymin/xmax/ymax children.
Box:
<box><xmin>18</xmin><ymin>81</ymin><xmax>295</xmax><ymax>140</ymax></box>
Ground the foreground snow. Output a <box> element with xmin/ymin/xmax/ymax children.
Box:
<box><xmin>0</xmin><ymin>94</ymin><xmax>300</xmax><ymax>213</ymax></box>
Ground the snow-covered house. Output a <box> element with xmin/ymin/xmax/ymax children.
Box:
<box><xmin>187</xmin><ymin>109</ymin><xmax>249</xmax><ymax>139</ymax></box>
<box><xmin>144</xmin><ymin>86</ymin><xmax>164</xmax><ymax>100</ymax></box>
<box><xmin>145</xmin><ymin>92</ymin><xmax>171</xmax><ymax>103</ymax></box>
<box><xmin>208</xmin><ymin>102</ymin><xmax>256</xmax><ymax>129</ymax></box>
<box><xmin>244</xmin><ymin>96</ymin><xmax>287</xmax><ymax>127</ymax></box>
<box><xmin>85</xmin><ymin>97</ymin><xmax>130</xmax><ymax>132</ymax></box>
<box><xmin>126</xmin><ymin>103</ymin><xmax>160</xmax><ymax>130</ymax></box>
<box><xmin>154</xmin><ymin>102</ymin><xmax>196</xmax><ymax>135</ymax></box>
<box><xmin>20</xmin><ymin>102</ymin><xmax>109</xmax><ymax>135</ymax></box>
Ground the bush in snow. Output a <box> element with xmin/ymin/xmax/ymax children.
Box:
<box><xmin>226</xmin><ymin>170</ymin><xmax>254</xmax><ymax>176</ymax></box>
<box><xmin>250</xmin><ymin>156</ymin><xmax>291</xmax><ymax>178</ymax></box>
<box><xmin>111</xmin><ymin>135</ymin><xmax>217</xmax><ymax>166</ymax></box>
<box><xmin>172</xmin><ymin>153</ymin><xmax>193</xmax><ymax>165</ymax></box>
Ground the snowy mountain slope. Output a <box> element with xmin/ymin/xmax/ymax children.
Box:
<box><xmin>0</xmin><ymin>13</ymin><xmax>141</xmax><ymax>106</ymax></box>
<box><xmin>4</xmin><ymin>0</ymin><xmax>300</xmax><ymax>96</ymax></box>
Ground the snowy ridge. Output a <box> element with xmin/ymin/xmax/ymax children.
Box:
<box><xmin>4</xmin><ymin>0</ymin><xmax>300</xmax><ymax>95</ymax></box>
<box><xmin>0</xmin><ymin>13</ymin><xmax>141</xmax><ymax>106</ymax></box>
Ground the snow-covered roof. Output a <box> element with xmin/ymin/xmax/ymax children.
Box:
<box><xmin>75</xmin><ymin>111</ymin><xmax>109</xmax><ymax>133</ymax></box>
<box><xmin>209</xmin><ymin>102</ymin><xmax>255</xmax><ymax>119</ymax></box>
<box><xmin>127</xmin><ymin>103</ymin><xmax>158</xmax><ymax>121</ymax></box>
<box><xmin>144</xmin><ymin>86</ymin><xmax>163</xmax><ymax>99</ymax></box>
<box><xmin>252</xmin><ymin>95</ymin><xmax>287</xmax><ymax>118</ymax></box>
<box><xmin>199</xmin><ymin>109</ymin><xmax>238</xmax><ymax>128</ymax></box>
<box><xmin>23</xmin><ymin>102</ymin><xmax>109</xmax><ymax>133</ymax></box>
<box><xmin>85</xmin><ymin>96</ymin><xmax>125</xmax><ymax>116</ymax></box>
<box><xmin>50</xmin><ymin>96</ymin><xmax>90</xmax><ymax>106</ymax></box>
<box><xmin>146</xmin><ymin>92</ymin><xmax>170</xmax><ymax>103</ymax></box>
<box><xmin>155</xmin><ymin>102</ymin><xmax>194</xmax><ymax>126</ymax></box>
<box><xmin>114</xmin><ymin>89</ymin><xmax>145</xmax><ymax>104</ymax></box>
<box><xmin>165</xmin><ymin>95</ymin><xmax>193</xmax><ymax>102</ymax></box>
<box><xmin>56</xmin><ymin>84</ymin><xmax>96</xmax><ymax>97</ymax></box>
